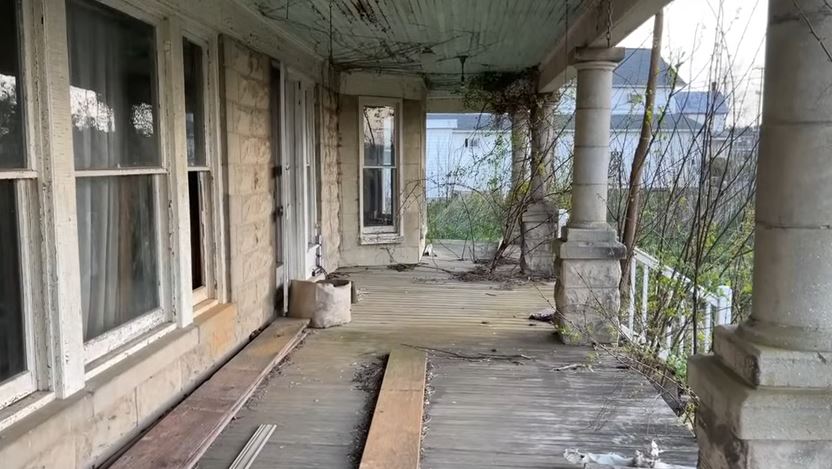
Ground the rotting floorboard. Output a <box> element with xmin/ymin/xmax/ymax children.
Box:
<box><xmin>199</xmin><ymin>252</ymin><xmax>697</xmax><ymax>469</ymax></box>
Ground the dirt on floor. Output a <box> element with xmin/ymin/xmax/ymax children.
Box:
<box><xmin>348</xmin><ymin>354</ymin><xmax>388</xmax><ymax>467</ymax></box>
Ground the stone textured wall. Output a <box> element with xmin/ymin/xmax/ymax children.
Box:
<box><xmin>338</xmin><ymin>95</ymin><xmax>426</xmax><ymax>266</ymax></box>
<box><xmin>221</xmin><ymin>37</ymin><xmax>277</xmax><ymax>334</ymax></box>
<box><xmin>0</xmin><ymin>304</ymin><xmax>254</xmax><ymax>468</ymax></box>
<box><xmin>318</xmin><ymin>64</ymin><xmax>341</xmax><ymax>272</ymax></box>
<box><xmin>0</xmin><ymin>38</ymin><xmax>286</xmax><ymax>469</ymax></box>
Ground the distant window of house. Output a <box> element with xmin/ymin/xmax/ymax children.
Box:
<box><xmin>68</xmin><ymin>0</ymin><xmax>166</xmax><ymax>358</ymax></box>
<box><xmin>360</xmin><ymin>98</ymin><xmax>400</xmax><ymax>236</ymax></box>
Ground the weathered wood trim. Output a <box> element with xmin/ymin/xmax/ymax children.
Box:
<box><xmin>110</xmin><ymin>318</ymin><xmax>308</xmax><ymax>469</ymax></box>
<box><xmin>359</xmin><ymin>347</ymin><xmax>427</xmax><ymax>469</ymax></box>
<box><xmin>34</xmin><ymin>0</ymin><xmax>86</xmax><ymax>398</ymax></box>
<box><xmin>162</xmin><ymin>16</ymin><xmax>195</xmax><ymax>328</ymax></box>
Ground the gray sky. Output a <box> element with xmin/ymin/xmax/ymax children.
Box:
<box><xmin>620</xmin><ymin>0</ymin><xmax>767</xmax><ymax>125</ymax></box>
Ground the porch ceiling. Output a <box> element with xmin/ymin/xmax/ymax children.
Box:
<box><xmin>242</xmin><ymin>0</ymin><xmax>590</xmax><ymax>89</ymax></box>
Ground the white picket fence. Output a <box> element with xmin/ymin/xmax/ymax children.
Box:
<box><xmin>557</xmin><ymin>210</ymin><xmax>733</xmax><ymax>356</ymax></box>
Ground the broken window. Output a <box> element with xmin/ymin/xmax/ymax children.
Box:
<box><xmin>68</xmin><ymin>0</ymin><xmax>164</xmax><ymax>349</ymax></box>
<box><xmin>361</xmin><ymin>101</ymin><xmax>399</xmax><ymax>232</ymax></box>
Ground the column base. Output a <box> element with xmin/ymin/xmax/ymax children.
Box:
<box><xmin>688</xmin><ymin>328</ymin><xmax>832</xmax><ymax>469</ymax></box>
<box><xmin>553</xmin><ymin>227</ymin><xmax>624</xmax><ymax>345</ymax></box>
<box><xmin>521</xmin><ymin>202</ymin><xmax>557</xmax><ymax>277</ymax></box>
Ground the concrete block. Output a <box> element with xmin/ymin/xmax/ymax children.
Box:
<box><xmin>228</xmin><ymin>40</ymin><xmax>269</xmax><ymax>83</ymax></box>
<box><xmin>688</xmin><ymin>355</ymin><xmax>832</xmax><ymax>441</ymax></box>
<box><xmin>197</xmin><ymin>304</ymin><xmax>238</xmax><ymax>361</ymax></box>
<box><xmin>237</xmin><ymin>75</ymin><xmax>269</xmax><ymax>109</ymax></box>
<box><xmin>559</xmin><ymin>258</ymin><xmax>621</xmax><ymax>289</ymax></box>
<box><xmin>22</xmin><ymin>434</ymin><xmax>76</xmax><ymax>469</ymax></box>
<box><xmin>240</xmin><ymin>136</ymin><xmax>271</xmax><ymax>164</ymax></box>
<box><xmin>0</xmin><ymin>394</ymin><xmax>92</xmax><ymax>469</ymax></box>
<box><xmin>694</xmin><ymin>393</ymin><xmax>832</xmax><ymax>469</ymax></box>
<box><xmin>713</xmin><ymin>326</ymin><xmax>832</xmax><ymax>389</ymax></box>
<box><xmin>554</xmin><ymin>282</ymin><xmax>619</xmax><ymax>345</ymax></box>
<box><xmin>136</xmin><ymin>362</ymin><xmax>184</xmax><ymax>426</ymax></box>
<box><xmin>82</xmin><ymin>391</ymin><xmax>139</xmax><ymax>464</ymax></box>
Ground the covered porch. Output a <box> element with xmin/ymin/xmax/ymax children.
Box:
<box><xmin>198</xmin><ymin>250</ymin><xmax>698</xmax><ymax>468</ymax></box>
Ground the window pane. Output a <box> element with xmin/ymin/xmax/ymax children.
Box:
<box><xmin>76</xmin><ymin>175</ymin><xmax>160</xmax><ymax>341</ymax></box>
<box><xmin>188</xmin><ymin>172</ymin><xmax>204</xmax><ymax>290</ymax></box>
<box><xmin>363</xmin><ymin>105</ymin><xmax>395</xmax><ymax>166</ymax></box>
<box><xmin>363</xmin><ymin>167</ymin><xmax>396</xmax><ymax>227</ymax></box>
<box><xmin>67</xmin><ymin>0</ymin><xmax>159</xmax><ymax>170</ymax></box>
<box><xmin>183</xmin><ymin>40</ymin><xmax>205</xmax><ymax>167</ymax></box>
<box><xmin>0</xmin><ymin>181</ymin><xmax>25</xmax><ymax>382</ymax></box>
<box><xmin>0</xmin><ymin>0</ymin><xmax>25</xmax><ymax>169</ymax></box>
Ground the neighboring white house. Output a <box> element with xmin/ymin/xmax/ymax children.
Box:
<box><xmin>427</xmin><ymin>48</ymin><xmax>733</xmax><ymax>195</ymax></box>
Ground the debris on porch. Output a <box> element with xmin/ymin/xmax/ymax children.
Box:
<box><xmin>197</xmin><ymin>251</ymin><xmax>697</xmax><ymax>468</ymax></box>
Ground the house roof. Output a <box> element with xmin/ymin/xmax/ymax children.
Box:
<box><xmin>427</xmin><ymin>112</ymin><xmax>707</xmax><ymax>132</ymax></box>
<box><xmin>674</xmin><ymin>90</ymin><xmax>730</xmax><ymax>115</ymax></box>
<box><xmin>614</xmin><ymin>48</ymin><xmax>686</xmax><ymax>89</ymax></box>
<box><xmin>427</xmin><ymin>113</ymin><xmax>512</xmax><ymax>131</ymax></box>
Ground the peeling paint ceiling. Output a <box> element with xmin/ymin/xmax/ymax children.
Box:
<box><xmin>244</xmin><ymin>0</ymin><xmax>591</xmax><ymax>89</ymax></box>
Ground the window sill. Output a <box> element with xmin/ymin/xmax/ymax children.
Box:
<box><xmin>85</xmin><ymin>322</ymin><xmax>177</xmax><ymax>380</ymax></box>
<box><xmin>0</xmin><ymin>391</ymin><xmax>55</xmax><ymax>433</ymax></box>
<box><xmin>360</xmin><ymin>232</ymin><xmax>404</xmax><ymax>245</ymax></box>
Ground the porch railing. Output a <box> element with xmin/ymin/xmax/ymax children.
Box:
<box><xmin>622</xmin><ymin>247</ymin><xmax>733</xmax><ymax>358</ymax></box>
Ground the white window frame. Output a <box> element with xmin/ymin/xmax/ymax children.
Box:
<box><xmin>0</xmin><ymin>0</ymin><xmax>230</xmax><ymax>415</ymax></box>
<box><xmin>69</xmin><ymin>0</ymin><xmax>173</xmax><ymax>365</ymax></box>
<box><xmin>0</xmin><ymin>0</ymin><xmax>48</xmax><ymax>409</ymax></box>
<box><xmin>358</xmin><ymin>96</ymin><xmax>403</xmax><ymax>244</ymax></box>
<box><xmin>181</xmin><ymin>30</ymin><xmax>222</xmax><ymax>309</ymax></box>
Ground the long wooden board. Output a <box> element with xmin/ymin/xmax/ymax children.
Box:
<box><xmin>110</xmin><ymin>318</ymin><xmax>308</xmax><ymax>469</ymax></box>
<box><xmin>359</xmin><ymin>347</ymin><xmax>427</xmax><ymax>469</ymax></box>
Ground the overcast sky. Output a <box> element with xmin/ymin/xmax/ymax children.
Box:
<box><xmin>620</xmin><ymin>0</ymin><xmax>767</xmax><ymax>125</ymax></box>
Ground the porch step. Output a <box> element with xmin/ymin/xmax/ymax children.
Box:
<box><xmin>110</xmin><ymin>318</ymin><xmax>308</xmax><ymax>469</ymax></box>
<box><xmin>359</xmin><ymin>347</ymin><xmax>427</xmax><ymax>469</ymax></box>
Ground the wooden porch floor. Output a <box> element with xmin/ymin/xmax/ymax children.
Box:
<box><xmin>199</xmin><ymin>253</ymin><xmax>697</xmax><ymax>468</ymax></box>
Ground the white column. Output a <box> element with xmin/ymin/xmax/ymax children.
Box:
<box><xmin>553</xmin><ymin>48</ymin><xmax>625</xmax><ymax>345</ymax></box>
<box><xmin>689</xmin><ymin>2</ymin><xmax>832</xmax><ymax>467</ymax></box>
<box><xmin>569</xmin><ymin>54</ymin><xmax>617</xmax><ymax>229</ymax></box>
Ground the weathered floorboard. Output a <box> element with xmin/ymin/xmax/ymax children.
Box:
<box><xmin>111</xmin><ymin>318</ymin><xmax>308</xmax><ymax>469</ymax></box>
<box><xmin>199</xmin><ymin>253</ymin><xmax>697</xmax><ymax>468</ymax></box>
<box><xmin>359</xmin><ymin>347</ymin><xmax>426</xmax><ymax>469</ymax></box>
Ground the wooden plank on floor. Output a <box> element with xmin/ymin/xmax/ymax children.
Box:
<box><xmin>111</xmin><ymin>318</ymin><xmax>308</xmax><ymax>469</ymax></box>
<box><xmin>359</xmin><ymin>347</ymin><xmax>427</xmax><ymax>469</ymax></box>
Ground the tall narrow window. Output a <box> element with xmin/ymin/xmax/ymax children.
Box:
<box><xmin>68</xmin><ymin>0</ymin><xmax>164</xmax><ymax>348</ymax></box>
<box><xmin>183</xmin><ymin>38</ymin><xmax>212</xmax><ymax>303</ymax></box>
<box><xmin>0</xmin><ymin>0</ymin><xmax>38</xmax><ymax>405</ymax></box>
<box><xmin>360</xmin><ymin>100</ymin><xmax>399</xmax><ymax>233</ymax></box>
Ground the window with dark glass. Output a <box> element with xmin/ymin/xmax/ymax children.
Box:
<box><xmin>0</xmin><ymin>0</ymin><xmax>28</xmax><ymax>385</ymax></box>
<box><xmin>362</xmin><ymin>105</ymin><xmax>397</xmax><ymax>229</ymax></box>
<box><xmin>183</xmin><ymin>39</ymin><xmax>209</xmax><ymax>295</ymax></box>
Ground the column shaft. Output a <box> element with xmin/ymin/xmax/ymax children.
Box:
<box><xmin>689</xmin><ymin>3</ymin><xmax>832</xmax><ymax>468</ymax></box>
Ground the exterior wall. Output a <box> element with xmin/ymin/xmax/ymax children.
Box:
<box><xmin>221</xmin><ymin>37</ymin><xmax>277</xmax><ymax>335</ymax></box>
<box><xmin>0</xmin><ymin>3</ymin><xmax>328</xmax><ymax>467</ymax></box>
<box><xmin>338</xmin><ymin>95</ymin><xmax>426</xmax><ymax>266</ymax></box>
<box><xmin>0</xmin><ymin>304</ymin><xmax>251</xmax><ymax>469</ymax></box>
<box><xmin>319</xmin><ymin>65</ymin><xmax>342</xmax><ymax>272</ymax></box>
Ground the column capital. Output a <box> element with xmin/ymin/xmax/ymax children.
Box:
<box><xmin>571</xmin><ymin>47</ymin><xmax>625</xmax><ymax>68</ymax></box>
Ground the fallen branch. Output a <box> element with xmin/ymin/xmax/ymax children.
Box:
<box><xmin>402</xmin><ymin>344</ymin><xmax>533</xmax><ymax>361</ymax></box>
